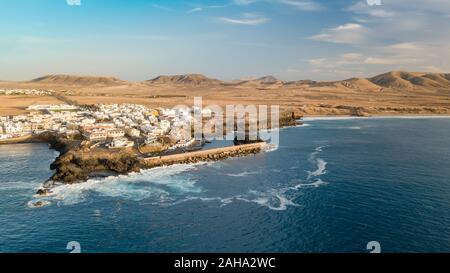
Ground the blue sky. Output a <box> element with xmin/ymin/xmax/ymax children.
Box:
<box><xmin>1</xmin><ymin>0</ymin><xmax>449</xmax><ymax>81</ymax></box>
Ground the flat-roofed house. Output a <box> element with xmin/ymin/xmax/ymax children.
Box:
<box><xmin>83</xmin><ymin>130</ymin><xmax>107</xmax><ymax>141</ymax></box>
<box><xmin>107</xmin><ymin>129</ymin><xmax>125</xmax><ymax>138</ymax></box>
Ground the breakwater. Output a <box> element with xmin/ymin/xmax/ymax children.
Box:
<box><xmin>142</xmin><ymin>142</ymin><xmax>268</xmax><ymax>167</ymax></box>
<box><xmin>37</xmin><ymin>142</ymin><xmax>269</xmax><ymax>194</ymax></box>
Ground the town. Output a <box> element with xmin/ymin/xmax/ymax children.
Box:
<box><xmin>0</xmin><ymin>103</ymin><xmax>200</xmax><ymax>152</ymax></box>
<box><xmin>0</xmin><ymin>88</ymin><xmax>54</xmax><ymax>96</ymax></box>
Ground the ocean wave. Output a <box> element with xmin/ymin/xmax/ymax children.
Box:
<box><xmin>27</xmin><ymin>146</ymin><xmax>330</xmax><ymax>212</ymax></box>
<box><xmin>236</xmin><ymin>189</ymin><xmax>300</xmax><ymax>211</ymax></box>
<box><xmin>307</xmin><ymin>145</ymin><xmax>328</xmax><ymax>179</ymax></box>
<box><xmin>302</xmin><ymin>115</ymin><xmax>450</xmax><ymax>121</ymax></box>
<box><xmin>302</xmin><ymin>116</ymin><xmax>363</xmax><ymax>121</ymax></box>
<box><xmin>307</xmin><ymin>159</ymin><xmax>327</xmax><ymax>179</ymax></box>
<box><xmin>170</xmin><ymin>188</ymin><xmax>302</xmax><ymax>211</ymax></box>
<box><xmin>28</xmin><ymin>163</ymin><xmax>206</xmax><ymax>206</ymax></box>
<box><xmin>262</xmin><ymin>144</ymin><xmax>279</xmax><ymax>153</ymax></box>
<box><xmin>27</xmin><ymin>200</ymin><xmax>51</xmax><ymax>208</ymax></box>
<box><xmin>289</xmin><ymin>179</ymin><xmax>327</xmax><ymax>190</ymax></box>
<box><xmin>308</xmin><ymin>145</ymin><xmax>327</xmax><ymax>160</ymax></box>
<box><xmin>167</xmin><ymin>175</ymin><xmax>328</xmax><ymax>211</ymax></box>
<box><xmin>225</xmin><ymin>171</ymin><xmax>259</xmax><ymax>177</ymax></box>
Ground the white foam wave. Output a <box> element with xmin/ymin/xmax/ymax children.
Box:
<box><xmin>172</xmin><ymin>188</ymin><xmax>302</xmax><ymax>211</ymax></box>
<box><xmin>290</xmin><ymin>179</ymin><xmax>327</xmax><ymax>190</ymax></box>
<box><xmin>235</xmin><ymin>190</ymin><xmax>300</xmax><ymax>211</ymax></box>
<box><xmin>303</xmin><ymin>115</ymin><xmax>450</xmax><ymax>121</ymax></box>
<box><xmin>27</xmin><ymin>146</ymin><xmax>330</xmax><ymax>212</ymax></box>
<box><xmin>226</xmin><ymin>171</ymin><xmax>259</xmax><ymax>177</ymax></box>
<box><xmin>27</xmin><ymin>200</ymin><xmax>51</xmax><ymax>208</ymax></box>
<box><xmin>308</xmin><ymin>145</ymin><xmax>327</xmax><ymax>161</ymax></box>
<box><xmin>307</xmin><ymin>159</ymin><xmax>327</xmax><ymax>179</ymax></box>
<box><xmin>302</xmin><ymin>116</ymin><xmax>363</xmax><ymax>121</ymax></box>
<box><xmin>262</xmin><ymin>144</ymin><xmax>279</xmax><ymax>153</ymax></box>
<box><xmin>93</xmin><ymin>209</ymin><xmax>102</xmax><ymax>217</ymax></box>
<box><xmin>28</xmin><ymin>163</ymin><xmax>205</xmax><ymax>206</ymax></box>
<box><xmin>305</xmin><ymin>145</ymin><xmax>329</xmax><ymax>183</ymax></box>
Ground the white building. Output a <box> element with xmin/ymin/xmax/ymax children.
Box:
<box><xmin>107</xmin><ymin>137</ymin><xmax>134</xmax><ymax>149</ymax></box>
<box><xmin>107</xmin><ymin>129</ymin><xmax>125</xmax><ymax>138</ymax></box>
<box><xmin>126</xmin><ymin>128</ymin><xmax>140</xmax><ymax>138</ymax></box>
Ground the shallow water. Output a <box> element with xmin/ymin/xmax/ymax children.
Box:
<box><xmin>1</xmin><ymin>117</ymin><xmax>450</xmax><ymax>252</ymax></box>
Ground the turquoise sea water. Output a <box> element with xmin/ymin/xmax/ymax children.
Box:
<box><xmin>1</xmin><ymin>117</ymin><xmax>450</xmax><ymax>253</ymax></box>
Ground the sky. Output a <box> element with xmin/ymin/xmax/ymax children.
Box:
<box><xmin>0</xmin><ymin>0</ymin><xmax>449</xmax><ymax>81</ymax></box>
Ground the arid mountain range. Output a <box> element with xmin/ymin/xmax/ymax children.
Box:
<box><xmin>24</xmin><ymin>70</ymin><xmax>450</xmax><ymax>90</ymax></box>
<box><xmin>1</xmin><ymin>71</ymin><xmax>450</xmax><ymax>116</ymax></box>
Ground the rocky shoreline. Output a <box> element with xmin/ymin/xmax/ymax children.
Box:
<box><xmin>32</xmin><ymin>112</ymin><xmax>299</xmax><ymax>194</ymax></box>
<box><xmin>36</xmin><ymin>141</ymin><xmax>268</xmax><ymax>195</ymax></box>
<box><xmin>0</xmin><ymin>111</ymin><xmax>298</xmax><ymax>195</ymax></box>
<box><xmin>10</xmin><ymin>111</ymin><xmax>448</xmax><ymax>196</ymax></box>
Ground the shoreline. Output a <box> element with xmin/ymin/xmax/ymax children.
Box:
<box><xmin>37</xmin><ymin>141</ymin><xmax>269</xmax><ymax>195</ymax></box>
<box><xmin>3</xmin><ymin>113</ymin><xmax>450</xmax><ymax>196</ymax></box>
<box><xmin>302</xmin><ymin>114</ymin><xmax>450</xmax><ymax>121</ymax></box>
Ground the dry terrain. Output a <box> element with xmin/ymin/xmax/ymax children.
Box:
<box><xmin>1</xmin><ymin>71</ymin><xmax>450</xmax><ymax>116</ymax></box>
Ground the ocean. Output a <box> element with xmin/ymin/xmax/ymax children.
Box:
<box><xmin>1</xmin><ymin>117</ymin><xmax>450</xmax><ymax>253</ymax></box>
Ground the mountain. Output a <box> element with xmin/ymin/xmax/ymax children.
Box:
<box><xmin>339</xmin><ymin>78</ymin><xmax>382</xmax><ymax>92</ymax></box>
<box><xmin>20</xmin><ymin>70</ymin><xmax>450</xmax><ymax>91</ymax></box>
<box><xmin>236</xmin><ymin>75</ymin><xmax>284</xmax><ymax>87</ymax></box>
<box><xmin>30</xmin><ymin>74</ymin><xmax>128</xmax><ymax>86</ymax></box>
<box><xmin>285</xmin><ymin>80</ymin><xmax>317</xmax><ymax>86</ymax></box>
<box><xmin>369</xmin><ymin>71</ymin><xmax>450</xmax><ymax>89</ymax></box>
<box><xmin>145</xmin><ymin>74</ymin><xmax>221</xmax><ymax>85</ymax></box>
<box><xmin>257</xmin><ymin>76</ymin><xmax>282</xmax><ymax>85</ymax></box>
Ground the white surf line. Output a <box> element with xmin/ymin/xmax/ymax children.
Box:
<box><xmin>302</xmin><ymin>115</ymin><xmax>450</xmax><ymax>121</ymax></box>
<box><xmin>307</xmin><ymin>145</ymin><xmax>328</xmax><ymax>180</ymax></box>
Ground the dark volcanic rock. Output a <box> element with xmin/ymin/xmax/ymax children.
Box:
<box><xmin>49</xmin><ymin>151</ymin><xmax>141</xmax><ymax>184</ymax></box>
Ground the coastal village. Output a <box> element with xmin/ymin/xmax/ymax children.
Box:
<box><xmin>0</xmin><ymin>88</ymin><xmax>54</xmax><ymax>96</ymax></box>
<box><xmin>0</xmin><ymin>87</ymin><xmax>283</xmax><ymax>192</ymax></box>
<box><xmin>0</xmin><ymin>102</ymin><xmax>200</xmax><ymax>153</ymax></box>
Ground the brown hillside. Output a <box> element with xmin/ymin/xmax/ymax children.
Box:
<box><xmin>236</xmin><ymin>75</ymin><xmax>284</xmax><ymax>87</ymax></box>
<box><xmin>146</xmin><ymin>74</ymin><xmax>221</xmax><ymax>85</ymax></box>
<box><xmin>339</xmin><ymin>78</ymin><xmax>382</xmax><ymax>91</ymax></box>
<box><xmin>369</xmin><ymin>71</ymin><xmax>415</xmax><ymax>89</ymax></box>
<box><xmin>369</xmin><ymin>71</ymin><xmax>450</xmax><ymax>89</ymax></box>
<box><xmin>31</xmin><ymin>74</ymin><xmax>127</xmax><ymax>86</ymax></box>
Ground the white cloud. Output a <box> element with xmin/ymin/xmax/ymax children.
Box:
<box><xmin>307</xmin><ymin>51</ymin><xmax>424</xmax><ymax>77</ymax></box>
<box><xmin>278</xmin><ymin>0</ymin><xmax>323</xmax><ymax>11</ymax></box>
<box><xmin>309</xmin><ymin>23</ymin><xmax>368</xmax><ymax>44</ymax></box>
<box><xmin>347</xmin><ymin>2</ymin><xmax>395</xmax><ymax>18</ymax></box>
<box><xmin>337</xmin><ymin>53</ymin><xmax>365</xmax><ymax>65</ymax></box>
<box><xmin>187</xmin><ymin>7</ymin><xmax>203</xmax><ymax>14</ymax></box>
<box><xmin>233</xmin><ymin>0</ymin><xmax>323</xmax><ymax>11</ymax></box>
<box><xmin>366</xmin><ymin>0</ymin><xmax>381</xmax><ymax>6</ymax></box>
<box><xmin>306</xmin><ymin>0</ymin><xmax>450</xmax><ymax>75</ymax></box>
<box><xmin>151</xmin><ymin>4</ymin><xmax>173</xmax><ymax>11</ymax></box>
<box><xmin>233</xmin><ymin>0</ymin><xmax>258</xmax><ymax>5</ymax></box>
<box><xmin>186</xmin><ymin>5</ymin><xmax>228</xmax><ymax>14</ymax></box>
<box><xmin>217</xmin><ymin>13</ymin><xmax>270</xmax><ymax>25</ymax></box>
<box><xmin>421</xmin><ymin>66</ymin><xmax>444</xmax><ymax>73</ymax></box>
<box><xmin>308</xmin><ymin>58</ymin><xmax>326</xmax><ymax>66</ymax></box>
<box><xmin>66</xmin><ymin>0</ymin><xmax>81</xmax><ymax>6</ymax></box>
<box><xmin>364</xmin><ymin>57</ymin><xmax>423</xmax><ymax>65</ymax></box>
